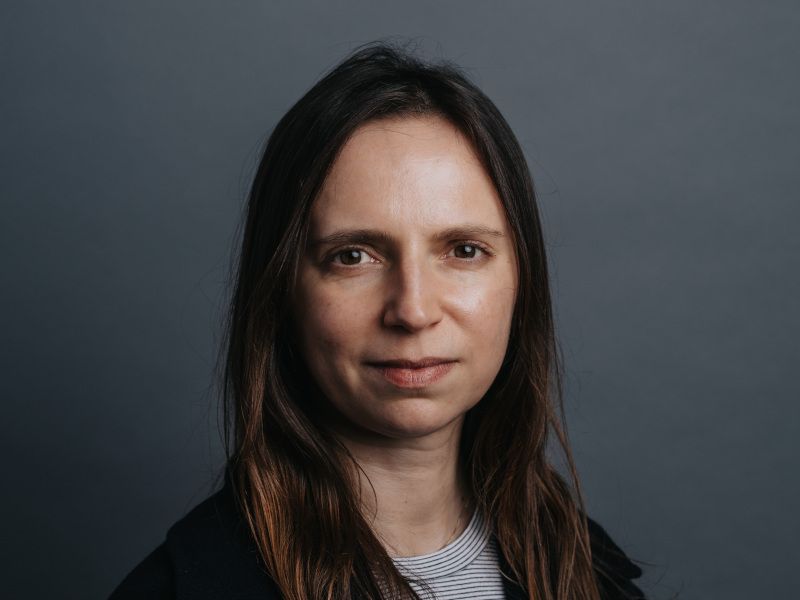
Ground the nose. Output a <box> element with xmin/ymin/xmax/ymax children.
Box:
<box><xmin>381</xmin><ymin>256</ymin><xmax>443</xmax><ymax>332</ymax></box>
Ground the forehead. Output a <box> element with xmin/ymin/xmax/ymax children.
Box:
<box><xmin>310</xmin><ymin>115</ymin><xmax>508</xmax><ymax>234</ymax></box>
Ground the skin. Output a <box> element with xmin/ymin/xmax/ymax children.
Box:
<box><xmin>292</xmin><ymin>114</ymin><xmax>518</xmax><ymax>557</ymax></box>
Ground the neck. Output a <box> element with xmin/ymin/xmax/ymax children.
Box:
<box><xmin>334</xmin><ymin>416</ymin><xmax>472</xmax><ymax>557</ymax></box>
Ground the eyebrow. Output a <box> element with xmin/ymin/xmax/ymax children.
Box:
<box><xmin>309</xmin><ymin>224</ymin><xmax>506</xmax><ymax>248</ymax></box>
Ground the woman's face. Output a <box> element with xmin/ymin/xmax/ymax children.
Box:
<box><xmin>293</xmin><ymin>115</ymin><xmax>518</xmax><ymax>441</ymax></box>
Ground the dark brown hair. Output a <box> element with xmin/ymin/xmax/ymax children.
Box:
<box><xmin>220</xmin><ymin>40</ymin><xmax>602</xmax><ymax>599</ymax></box>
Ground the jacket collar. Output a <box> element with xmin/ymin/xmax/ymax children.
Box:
<box><xmin>166</xmin><ymin>470</ymin><xmax>640</xmax><ymax>599</ymax></box>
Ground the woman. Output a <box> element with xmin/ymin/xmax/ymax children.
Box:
<box><xmin>110</xmin><ymin>42</ymin><xmax>647</xmax><ymax>600</ymax></box>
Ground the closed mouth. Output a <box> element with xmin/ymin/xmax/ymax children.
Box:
<box><xmin>365</xmin><ymin>358</ymin><xmax>457</xmax><ymax>388</ymax></box>
<box><xmin>366</xmin><ymin>357</ymin><xmax>456</xmax><ymax>369</ymax></box>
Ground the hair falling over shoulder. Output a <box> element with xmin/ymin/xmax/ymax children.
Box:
<box><xmin>217</xmin><ymin>40</ymin><xmax>603</xmax><ymax>600</ymax></box>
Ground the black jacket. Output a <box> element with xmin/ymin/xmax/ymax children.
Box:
<box><xmin>109</xmin><ymin>474</ymin><xmax>646</xmax><ymax>599</ymax></box>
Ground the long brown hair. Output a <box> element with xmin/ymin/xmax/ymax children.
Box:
<box><xmin>220</xmin><ymin>40</ymin><xmax>602</xmax><ymax>599</ymax></box>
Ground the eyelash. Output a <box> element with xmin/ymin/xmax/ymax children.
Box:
<box><xmin>327</xmin><ymin>241</ymin><xmax>494</xmax><ymax>267</ymax></box>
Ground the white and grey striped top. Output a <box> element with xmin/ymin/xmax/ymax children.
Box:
<box><xmin>390</xmin><ymin>508</ymin><xmax>507</xmax><ymax>599</ymax></box>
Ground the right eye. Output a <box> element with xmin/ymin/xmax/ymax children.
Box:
<box><xmin>330</xmin><ymin>247</ymin><xmax>372</xmax><ymax>266</ymax></box>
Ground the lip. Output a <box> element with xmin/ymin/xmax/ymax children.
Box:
<box><xmin>365</xmin><ymin>357</ymin><xmax>457</xmax><ymax>389</ymax></box>
<box><xmin>367</xmin><ymin>357</ymin><xmax>455</xmax><ymax>369</ymax></box>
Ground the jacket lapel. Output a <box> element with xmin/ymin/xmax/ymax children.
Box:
<box><xmin>495</xmin><ymin>535</ymin><xmax>527</xmax><ymax>599</ymax></box>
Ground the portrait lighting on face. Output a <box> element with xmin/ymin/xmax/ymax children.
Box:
<box><xmin>292</xmin><ymin>115</ymin><xmax>518</xmax><ymax>443</ymax></box>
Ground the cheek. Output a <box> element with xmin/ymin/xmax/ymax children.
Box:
<box><xmin>456</xmin><ymin>277</ymin><xmax>516</xmax><ymax>357</ymax></box>
<box><xmin>297</xmin><ymin>285</ymin><xmax>369</xmax><ymax>360</ymax></box>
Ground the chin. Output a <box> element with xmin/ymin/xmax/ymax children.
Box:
<box><xmin>368</xmin><ymin>401</ymin><xmax>466</xmax><ymax>439</ymax></box>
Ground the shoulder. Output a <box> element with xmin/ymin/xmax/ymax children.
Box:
<box><xmin>109</xmin><ymin>486</ymin><xmax>646</xmax><ymax>600</ymax></box>
<box><xmin>496</xmin><ymin>515</ymin><xmax>647</xmax><ymax>600</ymax></box>
<box><xmin>586</xmin><ymin>516</ymin><xmax>647</xmax><ymax>600</ymax></box>
<box><xmin>108</xmin><ymin>542</ymin><xmax>173</xmax><ymax>600</ymax></box>
<box><xmin>108</xmin><ymin>482</ymin><xmax>280</xmax><ymax>600</ymax></box>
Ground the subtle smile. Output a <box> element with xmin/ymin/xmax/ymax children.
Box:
<box><xmin>365</xmin><ymin>358</ymin><xmax>457</xmax><ymax>389</ymax></box>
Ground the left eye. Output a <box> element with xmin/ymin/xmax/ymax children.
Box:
<box><xmin>451</xmin><ymin>243</ymin><xmax>485</xmax><ymax>259</ymax></box>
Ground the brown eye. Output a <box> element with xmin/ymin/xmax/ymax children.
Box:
<box><xmin>453</xmin><ymin>243</ymin><xmax>481</xmax><ymax>259</ymax></box>
<box><xmin>334</xmin><ymin>249</ymin><xmax>365</xmax><ymax>265</ymax></box>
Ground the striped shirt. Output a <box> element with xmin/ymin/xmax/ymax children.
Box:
<box><xmin>390</xmin><ymin>508</ymin><xmax>507</xmax><ymax>599</ymax></box>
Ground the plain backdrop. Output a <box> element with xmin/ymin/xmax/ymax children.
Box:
<box><xmin>2</xmin><ymin>1</ymin><xmax>798</xmax><ymax>599</ymax></box>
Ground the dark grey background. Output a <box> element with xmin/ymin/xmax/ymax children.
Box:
<box><xmin>3</xmin><ymin>1</ymin><xmax>798</xmax><ymax>598</ymax></box>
